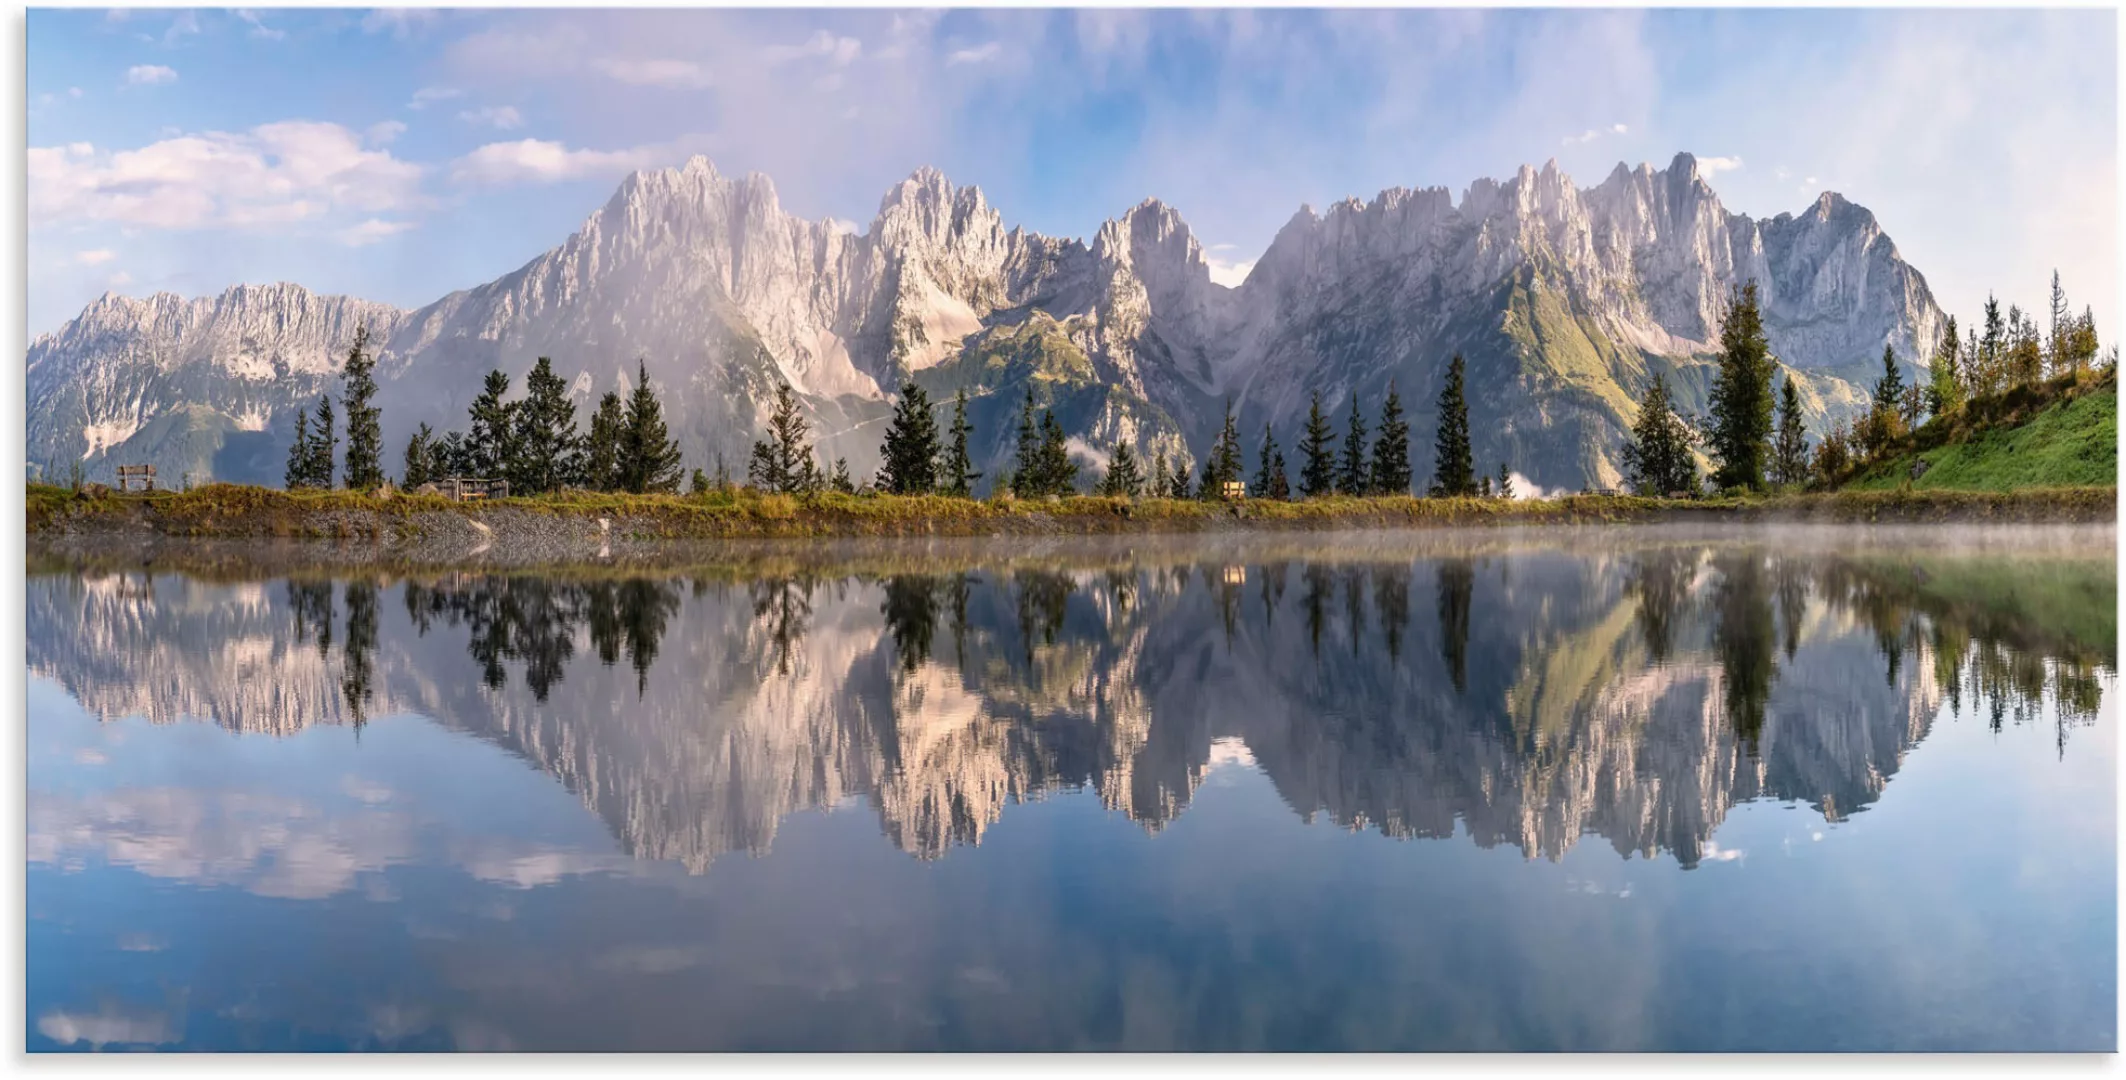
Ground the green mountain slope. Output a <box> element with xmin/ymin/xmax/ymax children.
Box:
<box><xmin>1845</xmin><ymin>369</ymin><xmax>2116</xmax><ymax>491</ymax></box>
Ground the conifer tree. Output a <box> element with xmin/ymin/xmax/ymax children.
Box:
<box><xmin>583</xmin><ymin>391</ymin><xmax>625</xmax><ymax>491</ymax></box>
<box><xmin>619</xmin><ymin>361</ymin><xmax>684</xmax><ymax>494</ymax></box>
<box><xmin>1771</xmin><ymin>376</ymin><xmax>1810</xmax><ymax>488</ymax></box>
<box><xmin>339</xmin><ymin>326</ymin><xmax>384</xmax><ymax>490</ymax></box>
<box><xmin>1338</xmin><ymin>394</ymin><xmax>1370</xmax><ymax>495</ymax></box>
<box><xmin>1430</xmin><ymin>355</ymin><xmax>1475</xmax><ymax>497</ymax></box>
<box><xmin>1480</xmin><ymin>475</ymin><xmax>1493</xmax><ymax>499</ymax></box>
<box><xmin>1298</xmin><ymin>389</ymin><xmax>1336</xmax><ymax>498</ymax></box>
<box><xmin>1370</xmin><ymin>379</ymin><xmax>1412</xmax><ymax>496</ymax></box>
<box><xmin>878</xmin><ymin>382</ymin><xmax>941</xmax><ymax>494</ymax></box>
<box><xmin>690</xmin><ymin>468</ymin><xmax>710</xmax><ymax>495</ymax></box>
<box><xmin>1042</xmin><ymin>411</ymin><xmax>1076</xmax><ymax>496</ymax></box>
<box><xmin>1253</xmin><ymin>424</ymin><xmax>1288</xmax><ymax>500</ymax></box>
<box><xmin>1978</xmin><ymin>294</ymin><xmax>2006</xmax><ymax>397</ymax></box>
<box><xmin>1899</xmin><ymin>383</ymin><xmax>1925</xmax><ymax>430</ymax></box>
<box><xmin>402</xmin><ymin>423</ymin><xmax>435</xmax><ymax>489</ymax></box>
<box><xmin>830</xmin><ymin>457</ymin><xmax>855</xmax><ymax>493</ymax></box>
<box><xmin>467</xmin><ymin>370</ymin><xmax>516</xmax><ymax>480</ymax></box>
<box><xmin>1099</xmin><ymin>439</ymin><xmax>1144</xmax><ymax>497</ymax></box>
<box><xmin>2050</xmin><ymin>270</ymin><xmax>2071</xmax><ymax>376</ymax></box>
<box><xmin>307</xmin><ymin>395</ymin><xmax>338</xmax><ymax>488</ymax></box>
<box><xmin>1150</xmin><ymin>452</ymin><xmax>1168</xmax><ymax>499</ymax></box>
<box><xmin>1621</xmin><ymin>372</ymin><xmax>1699</xmax><ymax>497</ymax></box>
<box><xmin>1926</xmin><ymin>315</ymin><xmax>1963</xmax><ymax>417</ymax></box>
<box><xmin>1198</xmin><ymin>398</ymin><xmax>1244</xmax><ymax>498</ymax></box>
<box><xmin>516</xmin><ymin>357</ymin><xmax>581</xmax><ymax>494</ymax></box>
<box><xmin>285</xmin><ymin>408</ymin><xmax>312</xmax><ymax>490</ymax></box>
<box><xmin>1496</xmin><ymin>462</ymin><xmax>1515</xmax><ymax>500</ymax></box>
<box><xmin>433</xmin><ymin>430</ymin><xmax>470</xmax><ymax>479</ymax></box>
<box><xmin>941</xmin><ymin>388</ymin><xmax>979</xmax><ymax>497</ymax></box>
<box><xmin>1011</xmin><ymin>389</ymin><xmax>1041</xmax><ymax>498</ymax></box>
<box><xmin>750</xmin><ymin>382</ymin><xmax>814</xmax><ymax>494</ymax></box>
<box><xmin>1706</xmin><ymin>282</ymin><xmax>1777</xmax><ymax>491</ymax></box>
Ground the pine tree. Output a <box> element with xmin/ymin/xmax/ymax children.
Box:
<box><xmin>1480</xmin><ymin>475</ymin><xmax>1493</xmax><ymax>499</ymax></box>
<box><xmin>1166</xmin><ymin>453</ymin><xmax>1194</xmax><ymax>499</ymax></box>
<box><xmin>1099</xmin><ymin>439</ymin><xmax>1144</xmax><ymax>497</ymax></box>
<box><xmin>1198</xmin><ymin>398</ymin><xmax>1244</xmax><ymax>498</ymax></box>
<box><xmin>941</xmin><ymin>389</ymin><xmax>979</xmax><ymax>496</ymax></box>
<box><xmin>1042</xmin><ymin>411</ymin><xmax>1077</xmax><ymax>496</ymax></box>
<box><xmin>1496</xmin><ymin>462</ymin><xmax>1514</xmax><ymax>500</ymax></box>
<box><xmin>618</xmin><ymin>361</ymin><xmax>684</xmax><ymax>494</ymax></box>
<box><xmin>1337</xmin><ymin>395</ymin><xmax>1370</xmax><ymax>495</ymax></box>
<box><xmin>2050</xmin><ymin>270</ymin><xmax>2071</xmax><ymax>376</ymax></box>
<box><xmin>432</xmin><ymin>431</ymin><xmax>470</xmax><ymax>479</ymax></box>
<box><xmin>1369</xmin><ymin>379</ymin><xmax>1412</xmax><ymax>496</ymax></box>
<box><xmin>1252</xmin><ymin>424</ymin><xmax>1287</xmax><ymax>499</ymax></box>
<box><xmin>690</xmin><ymin>467</ymin><xmax>710</xmax><ymax>495</ymax></box>
<box><xmin>285</xmin><ymin>408</ymin><xmax>312</xmax><ymax>489</ymax></box>
<box><xmin>1979</xmin><ymin>294</ymin><xmax>2006</xmax><ymax>397</ymax></box>
<box><xmin>402</xmin><ymin>423</ymin><xmax>435</xmax><ymax>489</ymax></box>
<box><xmin>1621</xmin><ymin>372</ymin><xmax>1699</xmax><ymax>497</ymax></box>
<box><xmin>1430</xmin><ymin>355</ymin><xmax>1475</xmax><ymax>497</ymax></box>
<box><xmin>830</xmin><ymin>457</ymin><xmax>855</xmax><ymax>493</ymax></box>
<box><xmin>1706</xmin><ymin>282</ymin><xmax>1777</xmax><ymax>492</ymax></box>
<box><xmin>1962</xmin><ymin>326</ymin><xmax>1982</xmax><ymax>397</ymax></box>
<box><xmin>750</xmin><ymin>382</ymin><xmax>814</xmax><ymax>494</ymax></box>
<box><xmin>1011</xmin><ymin>388</ymin><xmax>1041</xmax><ymax>498</ymax></box>
<box><xmin>1771</xmin><ymin>376</ymin><xmax>1810</xmax><ymax>487</ymax></box>
<box><xmin>583</xmin><ymin>391</ymin><xmax>625</xmax><ymax>491</ymax></box>
<box><xmin>1298</xmin><ymin>390</ymin><xmax>1336</xmax><ymax>498</ymax></box>
<box><xmin>307</xmin><ymin>395</ymin><xmax>338</xmax><ymax>488</ymax></box>
<box><xmin>339</xmin><ymin>325</ymin><xmax>384</xmax><ymax>490</ymax></box>
<box><xmin>1873</xmin><ymin>345</ymin><xmax>1904</xmax><ymax>417</ymax></box>
<box><xmin>1150</xmin><ymin>452</ymin><xmax>1168</xmax><ymax>499</ymax></box>
<box><xmin>1926</xmin><ymin>315</ymin><xmax>1964</xmax><ymax>417</ymax></box>
<box><xmin>878</xmin><ymin>381</ymin><xmax>941</xmax><ymax>494</ymax></box>
<box><xmin>1899</xmin><ymin>383</ymin><xmax>1925</xmax><ymax>430</ymax></box>
<box><xmin>516</xmin><ymin>357</ymin><xmax>581</xmax><ymax>494</ymax></box>
<box><xmin>467</xmin><ymin>370</ymin><xmax>516</xmax><ymax>480</ymax></box>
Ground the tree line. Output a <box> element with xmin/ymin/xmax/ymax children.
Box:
<box><xmin>1621</xmin><ymin>270</ymin><xmax>2112</xmax><ymax>496</ymax></box>
<box><xmin>282</xmin><ymin>329</ymin><xmax>1524</xmax><ymax>502</ymax></box>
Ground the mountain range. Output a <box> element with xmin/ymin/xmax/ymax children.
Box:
<box><xmin>27</xmin><ymin>151</ymin><xmax>1943</xmax><ymax>492</ymax></box>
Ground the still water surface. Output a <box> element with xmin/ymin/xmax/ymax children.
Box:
<box><xmin>25</xmin><ymin>528</ymin><xmax>2118</xmax><ymax>1051</ymax></box>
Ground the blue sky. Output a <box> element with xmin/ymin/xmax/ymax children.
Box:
<box><xmin>27</xmin><ymin>7</ymin><xmax>2119</xmax><ymax>344</ymax></box>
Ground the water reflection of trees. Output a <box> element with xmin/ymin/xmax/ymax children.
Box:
<box><xmin>400</xmin><ymin>575</ymin><xmax>682</xmax><ymax>698</ymax></box>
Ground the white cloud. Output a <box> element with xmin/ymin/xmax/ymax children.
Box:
<box><xmin>30</xmin><ymin>122</ymin><xmax>425</xmax><ymax>229</ymax></box>
<box><xmin>125</xmin><ymin>65</ymin><xmax>177</xmax><ymax>86</ymax></box>
<box><xmin>365</xmin><ymin>120</ymin><xmax>407</xmax><ymax>146</ymax></box>
<box><xmin>161</xmin><ymin>10</ymin><xmax>199</xmax><ymax>46</ymax></box>
<box><xmin>1204</xmin><ymin>252</ymin><xmax>1255</xmax><ymax>288</ymax></box>
<box><xmin>1563</xmin><ymin>121</ymin><xmax>1631</xmax><ymax>146</ymax></box>
<box><xmin>449</xmin><ymin>137</ymin><xmax>711</xmax><ymax>186</ymax></box>
<box><xmin>361</xmin><ymin>9</ymin><xmax>437</xmax><ymax>39</ymax></box>
<box><xmin>457</xmin><ymin>105</ymin><xmax>525</xmax><ymax>130</ymax></box>
<box><xmin>74</xmin><ymin>249</ymin><xmax>117</xmax><ymax>266</ymax></box>
<box><xmin>336</xmin><ymin>219</ymin><xmax>415</xmax><ymax>247</ymax></box>
<box><xmin>594</xmin><ymin>57</ymin><xmax>713</xmax><ymax>89</ymax></box>
<box><xmin>406</xmin><ymin>85</ymin><xmax>460</xmax><ymax>110</ymax></box>
<box><xmin>764</xmin><ymin>30</ymin><xmax>862</xmax><ymax>66</ymax></box>
<box><xmin>235</xmin><ymin>10</ymin><xmax>284</xmax><ymax>42</ymax></box>
<box><xmin>946</xmin><ymin>42</ymin><xmax>1001</xmax><ymax>66</ymax></box>
<box><xmin>1698</xmin><ymin>155</ymin><xmax>1743</xmax><ymax>177</ymax></box>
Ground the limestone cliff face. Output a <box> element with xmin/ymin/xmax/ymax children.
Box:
<box><xmin>30</xmin><ymin>544</ymin><xmax>1987</xmax><ymax>873</ymax></box>
<box><xmin>30</xmin><ymin>151</ymin><xmax>1942</xmax><ymax>491</ymax></box>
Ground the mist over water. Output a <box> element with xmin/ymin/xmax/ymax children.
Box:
<box><xmin>25</xmin><ymin>526</ymin><xmax>2116</xmax><ymax>1051</ymax></box>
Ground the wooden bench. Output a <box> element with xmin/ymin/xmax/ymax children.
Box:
<box><xmin>114</xmin><ymin>464</ymin><xmax>157</xmax><ymax>492</ymax></box>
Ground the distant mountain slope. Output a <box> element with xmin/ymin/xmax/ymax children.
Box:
<box><xmin>27</xmin><ymin>153</ymin><xmax>1942</xmax><ymax>492</ymax></box>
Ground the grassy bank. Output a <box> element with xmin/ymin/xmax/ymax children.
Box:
<box><xmin>1843</xmin><ymin>367</ymin><xmax>2116</xmax><ymax>491</ymax></box>
<box><xmin>25</xmin><ymin>480</ymin><xmax>2116</xmax><ymax>543</ymax></box>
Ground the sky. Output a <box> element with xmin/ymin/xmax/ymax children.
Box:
<box><xmin>26</xmin><ymin>7</ymin><xmax>2120</xmax><ymax>344</ymax></box>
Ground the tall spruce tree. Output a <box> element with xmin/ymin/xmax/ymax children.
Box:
<box><xmin>339</xmin><ymin>325</ymin><xmax>384</xmax><ymax>490</ymax></box>
<box><xmin>516</xmin><ymin>357</ymin><xmax>581</xmax><ymax>494</ymax></box>
<box><xmin>1099</xmin><ymin>439</ymin><xmax>1144</xmax><ymax>497</ymax></box>
<box><xmin>1298</xmin><ymin>390</ymin><xmax>1336</xmax><ymax>498</ymax></box>
<box><xmin>1979</xmin><ymin>294</ymin><xmax>2006</xmax><ymax>397</ymax></box>
<box><xmin>829</xmin><ymin>457</ymin><xmax>855</xmax><ymax>494</ymax></box>
<box><xmin>1337</xmin><ymin>395</ymin><xmax>1370</xmax><ymax>496</ymax></box>
<box><xmin>1873</xmin><ymin>345</ymin><xmax>1904</xmax><ymax>416</ymax></box>
<box><xmin>1771</xmin><ymin>376</ymin><xmax>1810</xmax><ymax>488</ymax></box>
<box><xmin>878</xmin><ymin>382</ymin><xmax>942</xmax><ymax>494</ymax></box>
<box><xmin>618</xmin><ymin>361</ymin><xmax>683</xmax><ymax>494</ymax></box>
<box><xmin>1621</xmin><ymin>372</ymin><xmax>1698</xmax><ymax>497</ymax></box>
<box><xmin>583</xmin><ymin>391</ymin><xmax>625</xmax><ymax>491</ymax></box>
<box><xmin>1927</xmin><ymin>315</ymin><xmax>1964</xmax><ymax>417</ymax></box>
<box><xmin>941</xmin><ymin>388</ymin><xmax>979</xmax><ymax>496</ymax></box>
<box><xmin>750</xmin><ymin>382</ymin><xmax>815</xmax><ymax>494</ymax></box>
<box><xmin>285</xmin><ymin>408</ymin><xmax>312</xmax><ymax>489</ymax></box>
<box><xmin>1496</xmin><ymin>462</ymin><xmax>1515</xmax><ymax>500</ymax></box>
<box><xmin>1370</xmin><ymin>379</ymin><xmax>1412</xmax><ymax>496</ymax></box>
<box><xmin>1253</xmin><ymin>425</ymin><xmax>1290</xmax><ymax>500</ymax></box>
<box><xmin>1198</xmin><ymin>398</ymin><xmax>1244</xmax><ymax>498</ymax></box>
<box><xmin>1430</xmin><ymin>355</ymin><xmax>1475</xmax><ymax>497</ymax></box>
<box><xmin>307</xmin><ymin>395</ymin><xmax>338</xmax><ymax>488</ymax></box>
<box><xmin>1150</xmin><ymin>452</ymin><xmax>1169</xmax><ymax>499</ymax></box>
<box><xmin>466</xmin><ymin>370</ymin><xmax>517</xmax><ymax>480</ymax></box>
<box><xmin>1706</xmin><ymin>282</ymin><xmax>1777</xmax><ymax>492</ymax></box>
<box><xmin>1011</xmin><ymin>388</ymin><xmax>1041</xmax><ymax>497</ymax></box>
<box><xmin>402</xmin><ymin>423</ymin><xmax>436</xmax><ymax>489</ymax></box>
<box><xmin>1030</xmin><ymin>410</ymin><xmax>1076</xmax><ymax>496</ymax></box>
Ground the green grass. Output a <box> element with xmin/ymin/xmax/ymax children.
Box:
<box><xmin>1846</xmin><ymin>368</ymin><xmax>2117</xmax><ymax>492</ymax></box>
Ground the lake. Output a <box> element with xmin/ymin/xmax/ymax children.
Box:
<box><xmin>24</xmin><ymin>526</ymin><xmax>2117</xmax><ymax>1051</ymax></box>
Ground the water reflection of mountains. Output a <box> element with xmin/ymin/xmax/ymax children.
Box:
<box><xmin>30</xmin><ymin>543</ymin><xmax>2111</xmax><ymax>871</ymax></box>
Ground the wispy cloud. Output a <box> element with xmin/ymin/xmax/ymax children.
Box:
<box><xmin>124</xmin><ymin>65</ymin><xmax>177</xmax><ymax>86</ymax></box>
<box><xmin>1699</xmin><ymin>155</ymin><xmax>1743</xmax><ymax>177</ymax></box>
<box><xmin>1562</xmin><ymin>121</ymin><xmax>1630</xmax><ymax>146</ymax></box>
<box><xmin>946</xmin><ymin>42</ymin><xmax>1001</xmax><ymax>66</ymax></box>
<box><xmin>457</xmin><ymin>105</ymin><xmax>524</xmax><ymax>131</ymax></box>
<box><xmin>74</xmin><ymin>249</ymin><xmax>117</xmax><ymax>266</ymax></box>
<box><xmin>764</xmin><ymin>30</ymin><xmax>862</xmax><ymax>66</ymax></box>
<box><xmin>235</xmin><ymin>10</ymin><xmax>284</xmax><ymax>42</ymax></box>
<box><xmin>406</xmin><ymin>85</ymin><xmax>461</xmax><ymax>111</ymax></box>
<box><xmin>336</xmin><ymin>219</ymin><xmax>416</xmax><ymax>247</ymax></box>
<box><xmin>449</xmin><ymin>136</ymin><xmax>713</xmax><ymax>186</ymax></box>
<box><xmin>361</xmin><ymin>9</ymin><xmax>438</xmax><ymax>40</ymax></box>
<box><xmin>594</xmin><ymin>58</ymin><xmax>713</xmax><ymax>89</ymax></box>
<box><xmin>365</xmin><ymin>120</ymin><xmax>407</xmax><ymax>146</ymax></box>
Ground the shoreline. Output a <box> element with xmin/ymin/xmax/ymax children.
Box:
<box><xmin>26</xmin><ymin>482</ymin><xmax>2116</xmax><ymax>569</ymax></box>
